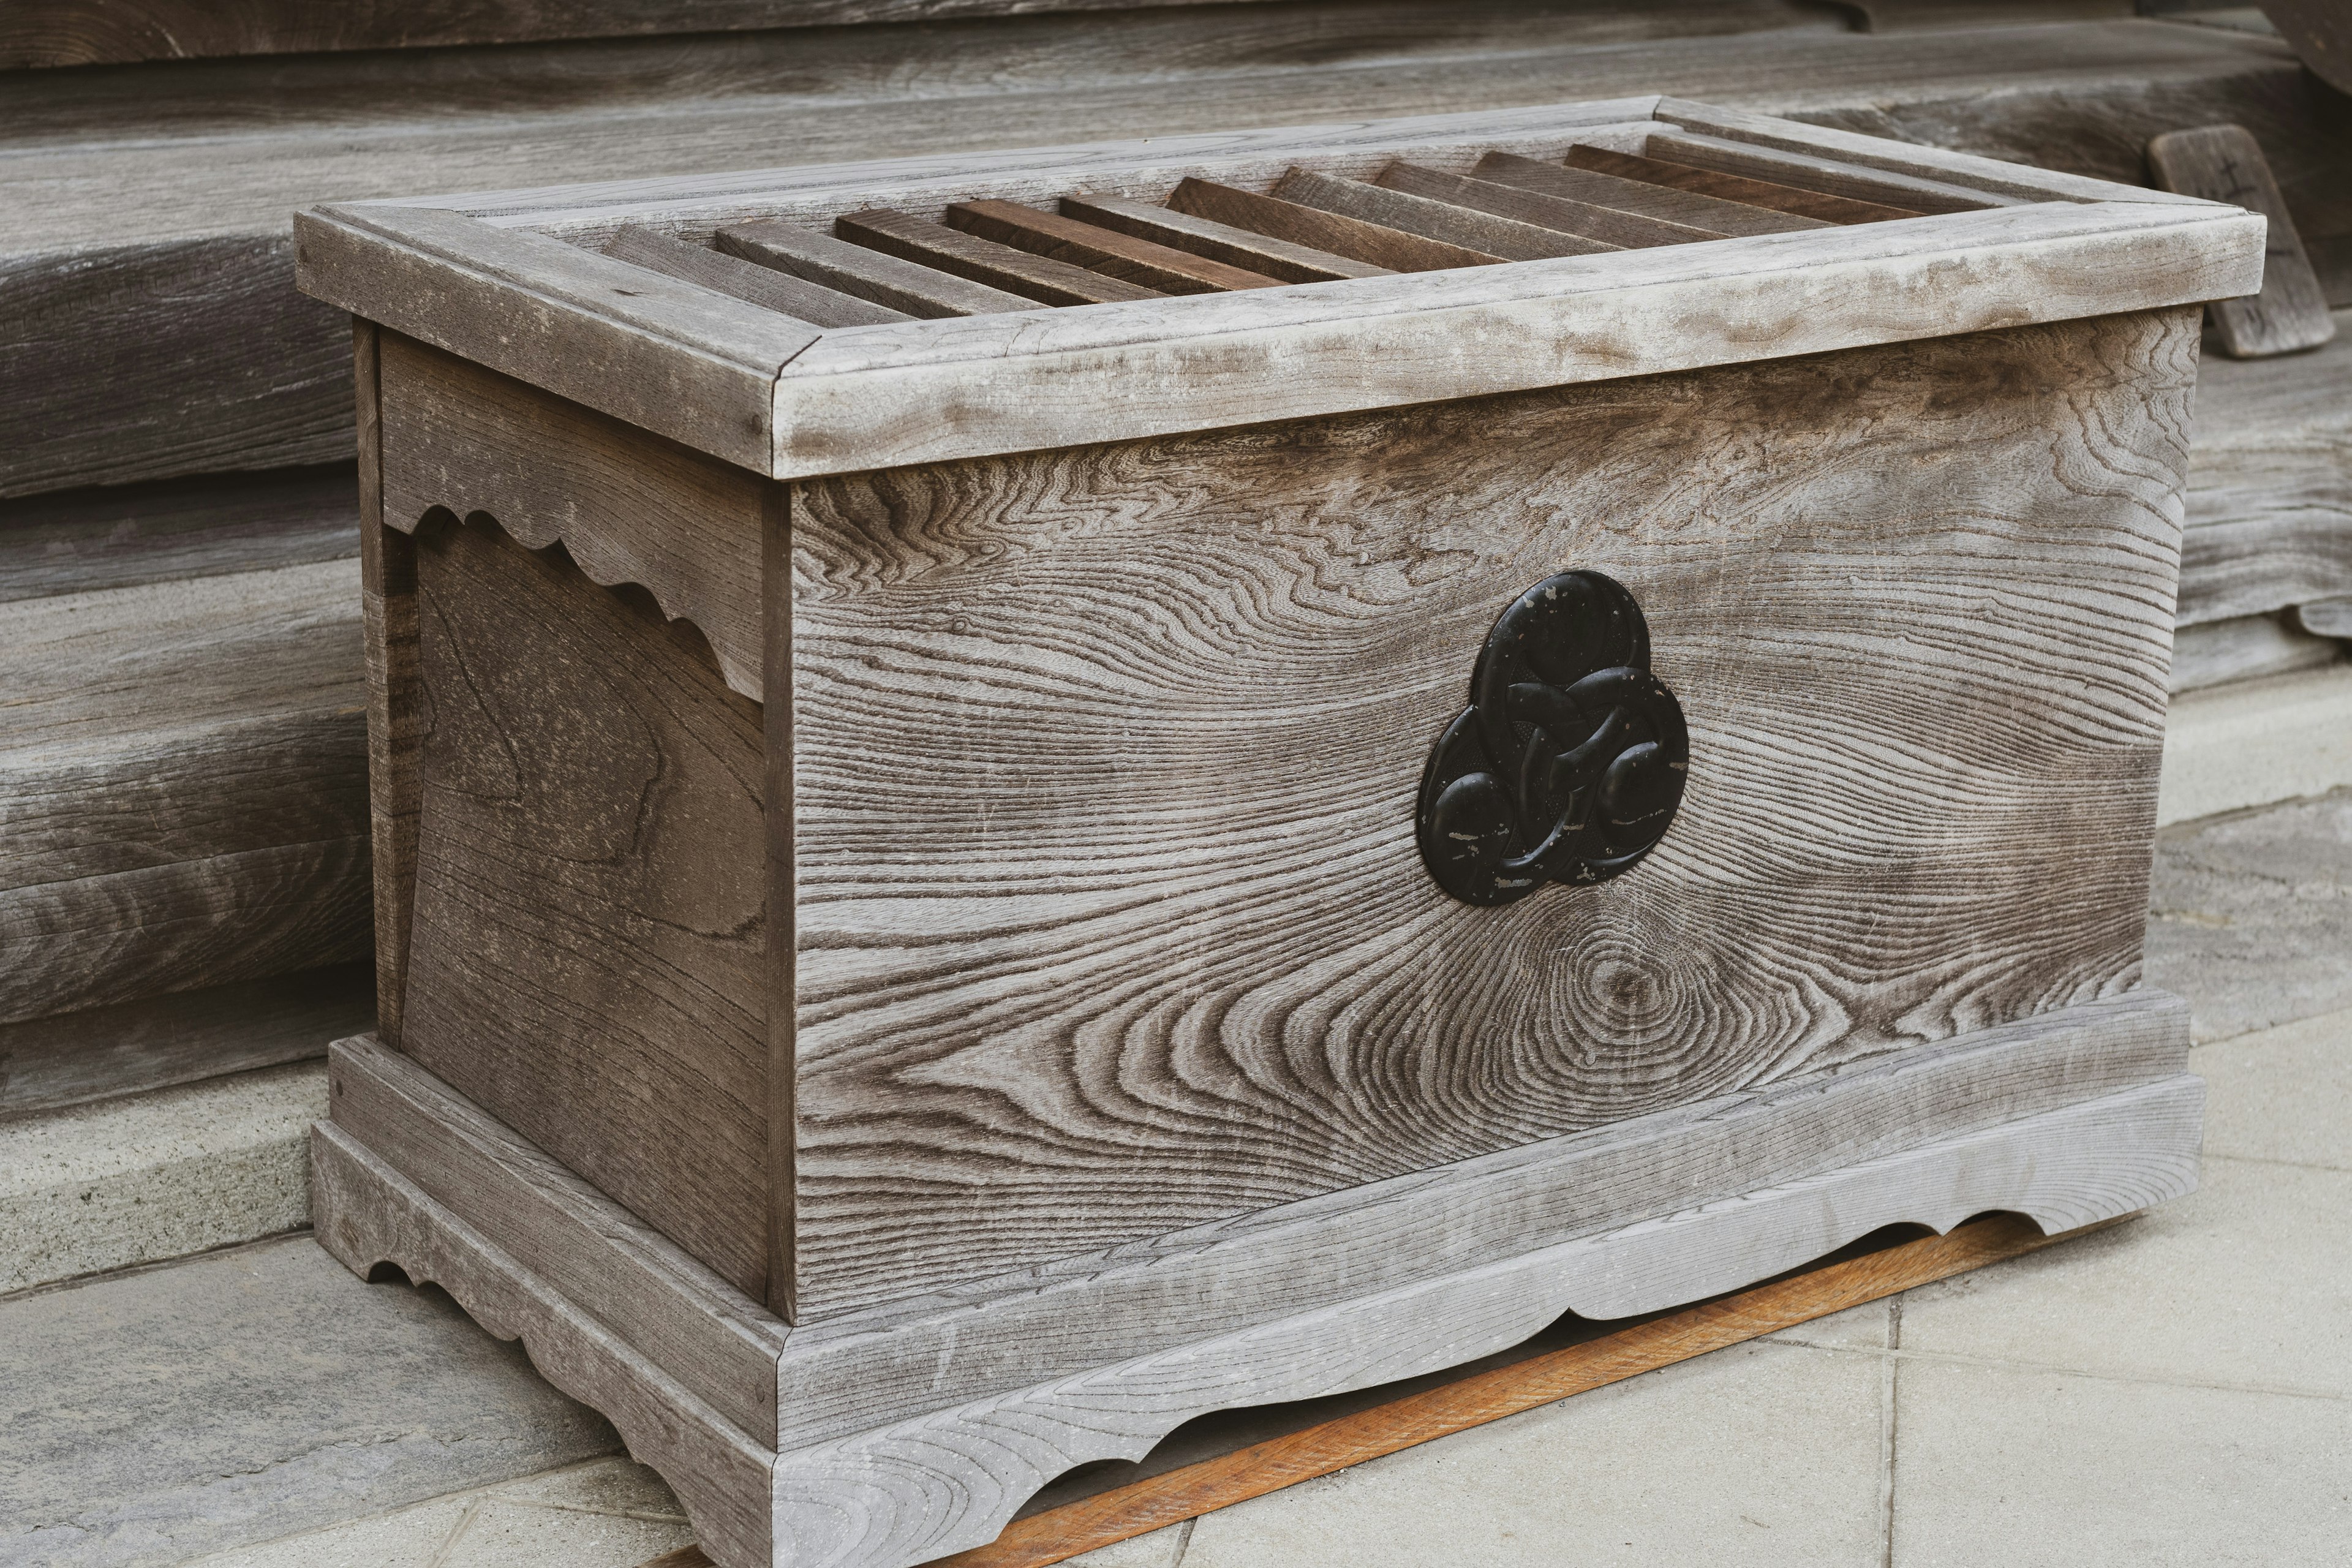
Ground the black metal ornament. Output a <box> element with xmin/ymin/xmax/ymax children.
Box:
<box><xmin>1415</xmin><ymin>571</ymin><xmax>1688</xmax><ymax>906</ymax></box>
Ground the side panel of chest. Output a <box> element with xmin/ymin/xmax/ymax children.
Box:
<box><xmin>787</xmin><ymin>306</ymin><xmax>2198</xmax><ymax>1317</ymax></box>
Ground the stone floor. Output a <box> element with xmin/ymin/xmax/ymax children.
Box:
<box><xmin>2</xmin><ymin>790</ymin><xmax>2346</xmax><ymax>1568</ymax></box>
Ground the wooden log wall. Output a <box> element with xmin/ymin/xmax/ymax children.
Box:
<box><xmin>2</xmin><ymin>2</ymin><xmax>2345</xmax><ymax>1123</ymax></box>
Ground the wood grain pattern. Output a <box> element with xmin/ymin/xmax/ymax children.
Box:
<box><xmin>330</xmin><ymin>1033</ymin><xmax>790</xmax><ymax>1443</ymax></box>
<box><xmin>763</xmin><ymin>486</ymin><xmax>799</xmax><ymax>1324</ymax></box>
<box><xmin>834</xmin><ymin>209</ymin><xmax>1163</xmax><ymax>306</ymax></box>
<box><xmin>1163</xmin><ymin>177</ymin><xmax>1501</xmax><ymax>272</ymax></box>
<box><xmin>603</xmin><ymin>228</ymin><xmax>912</xmax><ymax>328</ymax></box>
<box><xmin>1470</xmin><ymin>150</ymin><xmax>1824</xmax><ymax>235</ymax></box>
<box><xmin>2147</xmin><ymin>124</ymin><xmax>2336</xmax><ymax>359</ymax></box>
<box><xmin>1270</xmin><ymin>167</ymin><xmax>1619</xmax><ymax>260</ymax></box>
<box><xmin>938</xmin><ymin>1212</ymin><xmax>2126</xmax><ymax>1568</ymax></box>
<box><xmin>0</xmin><ymin>464</ymin><xmax>357</xmax><ymax>603</ymax></box>
<box><xmin>0</xmin><ymin>963</ymin><xmax>372</xmax><ymax>1118</ymax></box>
<box><xmin>715</xmin><ymin>221</ymin><xmax>1043</xmax><ymax>319</ymax></box>
<box><xmin>310</xmin><ymin>1120</ymin><xmax>779</xmax><ymax>1568</ymax></box>
<box><xmin>783</xmin><ymin>308</ymin><xmax>2199</xmax><ymax>1316</ymax></box>
<box><xmin>1564</xmin><ymin>145</ymin><xmax>1920</xmax><ymax>223</ymax></box>
<box><xmin>1374</xmin><ymin>160</ymin><xmax>1719</xmax><ymax>247</ymax></box>
<box><xmin>1643</xmin><ymin>129</ymin><xmax>2012</xmax><ymax>215</ymax></box>
<box><xmin>765</xmin><ymin>1076</ymin><xmax>2201</xmax><ymax>1568</ymax></box>
<box><xmin>401</xmin><ymin>513</ymin><xmax>771</xmax><ymax>1298</ymax></box>
<box><xmin>356</xmin><ymin>322</ymin><xmax>420</xmax><ymax>1049</ymax></box>
<box><xmin>1056</xmin><ymin>194</ymin><xmax>1392</xmax><ymax>283</ymax></box>
<box><xmin>377</xmin><ymin>331</ymin><xmax>769</xmax><ymax>700</ymax></box>
<box><xmin>945</xmin><ymin>200</ymin><xmax>1279</xmax><ymax>294</ymax></box>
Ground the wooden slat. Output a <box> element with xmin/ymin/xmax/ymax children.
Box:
<box><xmin>834</xmin><ymin>208</ymin><xmax>1163</xmax><ymax>307</ymax></box>
<box><xmin>1163</xmin><ymin>177</ymin><xmax>1499</xmax><ymax>273</ymax></box>
<box><xmin>603</xmin><ymin>227</ymin><xmax>911</xmax><ymax>328</ymax></box>
<box><xmin>1471</xmin><ymin>150</ymin><xmax>1825</xmax><ymax>236</ymax></box>
<box><xmin>945</xmin><ymin>199</ymin><xmax>1278</xmax><ymax>294</ymax></box>
<box><xmin>920</xmin><ymin>1213</ymin><xmax>2124</xmax><ymax>1568</ymax></box>
<box><xmin>1056</xmin><ymin>194</ymin><xmax>1390</xmax><ymax>283</ymax></box>
<box><xmin>1375</xmin><ymin>161</ymin><xmax>1720</xmax><ymax>249</ymax></box>
<box><xmin>1645</xmin><ymin>129</ymin><xmax>2008</xmax><ymax>215</ymax></box>
<box><xmin>356</xmin><ymin>320</ymin><xmax>419</xmax><ymax>1049</ymax></box>
<box><xmin>715</xmin><ymin>219</ymin><xmax>1041</xmax><ymax>319</ymax></box>
<box><xmin>1270</xmin><ymin>167</ymin><xmax>1619</xmax><ymax>261</ymax></box>
<box><xmin>0</xmin><ymin>465</ymin><xmax>357</xmax><ymax>603</ymax></box>
<box><xmin>2147</xmin><ymin>125</ymin><xmax>2336</xmax><ymax>359</ymax></box>
<box><xmin>1565</xmin><ymin>145</ymin><xmax>1920</xmax><ymax>224</ymax></box>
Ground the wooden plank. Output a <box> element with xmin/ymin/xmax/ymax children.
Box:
<box><xmin>377</xmin><ymin>331</ymin><xmax>769</xmax><ymax>701</ymax></box>
<box><xmin>1055</xmin><ymin>194</ymin><xmax>1391</xmax><ymax>282</ymax></box>
<box><xmin>330</xmin><ymin>1034</ymin><xmax>790</xmax><ymax>1444</ymax></box>
<box><xmin>714</xmin><ymin>220</ymin><xmax>1042</xmax><ymax>319</ymax></box>
<box><xmin>356</xmin><ymin>322</ymin><xmax>418</xmax><ymax>1050</ymax></box>
<box><xmin>1471</xmin><ymin>150</ymin><xmax>1825</xmax><ymax>236</ymax></box>
<box><xmin>1566</xmin><ymin>144</ymin><xmax>1921</xmax><ymax>224</ymax></box>
<box><xmin>401</xmin><ymin>511</ymin><xmax>771</xmax><ymax>1299</ymax></box>
<box><xmin>297</xmin><ymin>205</ymin><xmax>817</xmax><ymax>473</ymax></box>
<box><xmin>2147</xmin><ymin>124</ymin><xmax>2335</xmax><ymax>358</ymax></box>
<box><xmin>1270</xmin><ymin>167</ymin><xmax>1619</xmax><ymax>261</ymax></box>
<box><xmin>944</xmin><ymin>200</ymin><xmax>1280</xmax><ymax>294</ymax></box>
<box><xmin>0</xmin><ymin>962</ymin><xmax>372</xmax><ymax>1118</ymax></box>
<box><xmin>763</xmin><ymin>484</ymin><xmax>798</xmax><ymax>1324</ymax></box>
<box><xmin>2294</xmin><ymin>598</ymin><xmax>2352</xmax><ymax>639</ymax></box>
<box><xmin>603</xmin><ymin>227</ymin><xmax>911</xmax><ymax>328</ymax></box>
<box><xmin>1644</xmin><ymin>129</ymin><xmax>2015</xmax><ymax>215</ymax></box>
<box><xmin>1163</xmin><ymin>177</ymin><xmax>1500</xmax><ymax>272</ymax></box>
<box><xmin>1375</xmin><ymin>161</ymin><xmax>1721</xmax><ymax>248</ymax></box>
<box><xmin>834</xmin><ymin>209</ymin><xmax>1163</xmax><ymax>307</ymax></box>
<box><xmin>783</xmin><ymin>310</ymin><xmax>2197</xmax><ymax>1315</ymax></box>
<box><xmin>929</xmin><ymin>1212</ymin><xmax>2128</xmax><ymax>1568</ymax></box>
<box><xmin>767</xmin><ymin>202</ymin><xmax>2260</xmax><ymax>480</ymax></box>
<box><xmin>0</xmin><ymin>464</ymin><xmax>357</xmax><ymax>603</ymax></box>
<box><xmin>2169</xmin><ymin>613</ymin><xmax>2340</xmax><ymax>696</ymax></box>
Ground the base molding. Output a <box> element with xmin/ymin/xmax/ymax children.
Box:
<box><xmin>312</xmin><ymin>996</ymin><xmax>2202</xmax><ymax>1568</ymax></box>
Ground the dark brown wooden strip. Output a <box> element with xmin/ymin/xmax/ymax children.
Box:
<box><xmin>1272</xmin><ymin>167</ymin><xmax>1618</xmax><ymax>262</ymax></box>
<box><xmin>715</xmin><ymin>219</ymin><xmax>1041</xmax><ymax>319</ymax></box>
<box><xmin>1564</xmin><ymin>145</ymin><xmax>1921</xmax><ymax>225</ymax></box>
<box><xmin>921</xmin><ymin>1214</ymin><xmax>2124</xmax><ymax>1568</ymax></box>
<box><xmin>2147</xmin><ymin>124</ymin><xmax>2336</xmax><ymax>359</ymax></box>
<box><xmin>1164</xmin><ymin>177</ymin><xmax>1499</xmax><ymax>273</ymax></box>
<box><xmin>1375</xmin><ymin>161</ymin><xmax>1720</xmax><ymax>249</ymax></box>
<box><xmin>1057</xmin><ymin>193</ymin><xmax>1391</xmax><ymax>284</ymax></box>
<box><xmin>946</xmin><ymin>199</ymin><xmax>1278</xmax><ymax>295</ymax></box>
<box><xmin>1645</xmin><ymin>130</ymin><xmax>1992</xmax><ymax>215</ymax></box>
<box><xmin>1471</xmin><ymin>151</ymin><xmax>1826</xmax><ymax>237</ymax></box>
<box><xmin>603</xmin><ymin>227</ymin><xmax>911</xmax><ymax>328</ymax></box>
<box><xmin>834</xmin><ymin>208</ymin><xmax>1163</xmax><ymax>307</ymax></box>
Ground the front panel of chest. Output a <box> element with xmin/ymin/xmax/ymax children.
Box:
<box><xmin>785</xmin><ymin>307</ymin><xmax>2198</xmax><ymax>1317</ymax></box>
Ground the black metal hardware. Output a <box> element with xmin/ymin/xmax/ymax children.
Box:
<box><xmin>1415</xmin><ymin>571</ymin><xmax>1687</xmax><ymax>906</ymax></box>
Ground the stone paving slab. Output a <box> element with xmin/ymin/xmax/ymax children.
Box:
<box><xmin>0</xmin><ymin>1236</ymin><xmax>619</xmax><ymax>1568</ymax></box>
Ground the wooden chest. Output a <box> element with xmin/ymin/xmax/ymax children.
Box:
<box><xmin>295</xmin><ymin>97</ymin><xmax>2262</xmax><ymax>1568</ymax></box>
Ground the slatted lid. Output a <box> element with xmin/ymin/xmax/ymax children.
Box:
<box><xmin>297</xmin><ymin>95</ymin><xmax>2263</xmax><ymax>481</ymax></box>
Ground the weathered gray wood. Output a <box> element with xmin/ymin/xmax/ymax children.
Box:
<box><xmin>603</xmin><ymin>228</ymin><xmax>912</xmax><ymax>328</ymax></box>
<box><xmin>944</xmin><ymin>200</ymin><xmax>1281</xmax><ymax>293</ymax></box>
<box><xmin>1165</xmin><ymin>177</ymin><xmax>1501</xmax><ymax>271</ymax></box>
<box><xmin>310</xmin><ymin>1121</ymin><xmax>778</xmax><ymax>1568</ymax></box>
<box><xmin>762</xmin><ymin>483</ymin><xmax>798</xmax><ymax>1325</ymax></box>
<box><xmin>1562</xmin><ymin>143</ymin><xmax>1915</xmax><ymax>223</ymax></box>
<box><xmin>1471</xmin><ymin>150</ymin><xmax>1825</xmax><ymax>235</ymax></box>
<box><xmin>328</xmin><ymin>1033</ymin><xmax>790</xmax><ymax>1444</ymax></box>
<box><xmin>714</xmin><ymin>221</ymin><xmax>1043</xmax><ymax>318</ymax></box>
<box><xmin>2147</xmin><ymin>124</ymin><xmax>2336</xmax><ymax>358</ymax></box>
<box><xmin>783</xmin><ymin>309</ymin><xmax>2199</xmax><ymax>1314</ymax></box>
<box><xmin>0</xmin><ymin>557</ymin><xmax>371</xmax><ymax>1024</ymax></box>
<box><xmin>764</xmin><ymin>200</ymin><xmax>2258</xmax><ymax>480</ymax></box>
<box><xmin>2177</xmin><ymin>308</ymin><xmax>2352</xmax><ymax>625</ymax></box>
<box><xmin>355</xmin><ymin>322</ymin><xmax>418</xmax><ymax>1050</ymax></box>
<box><xmin>401</xmin><ymin>511</ymin><xmax>771</xmax><ymax>1299</ymax></box>
<box><xmin>2168</xmin><ymin>612</ymin><xmax>2340</xmax><ymax>695</ymax></box>
<box><xmin>2294</xmin><ymin>598</ymin><xmax>2352</xmax><ymax>640</ymax></box>
<box><xmin>0</xmin><ymin>464</ymin><xmax>357</xmax><ymax>603</ymax></box>
<box><xmin>1056</xmin><ymin>193</ymin><xmax>1393</xmax><ymax>282</ymax></box>
<box><xmin>1642</xmin><ymin>128</ymin><xmax>2016</xmax><ymax>214</ymax></box>
<box><xmin>835</xmin><ymin>208</ymin><xmax>1164</xmax><ymax>306</ymax></box>
<box><xmin>377</xmin><ymin>331</ymin><xmax>767</xmax><ymax>699</ymax></box>
<box><xmin>1375</xmin><ymin>160</ymin><xmax>1720</xmax><ymax>247</ymax></box>
<box><xmin>16</xmin><ymin>15</ymin><xmax>2336</xmax><ymax>499</ymax></box>
<box><xmin>297</xmin><ymin>205</ymin><xmax>817</xmax><ymax>473</ymax></box>
<box><xmin>0</xmin><ymin>962</ymin><xmax>371</xmax><ymax>1118</ymax></box>
<box><xmin>1271</xmin><ymin>167</ymin><xmax>1621</xmax><ymax>260</ymax></box>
